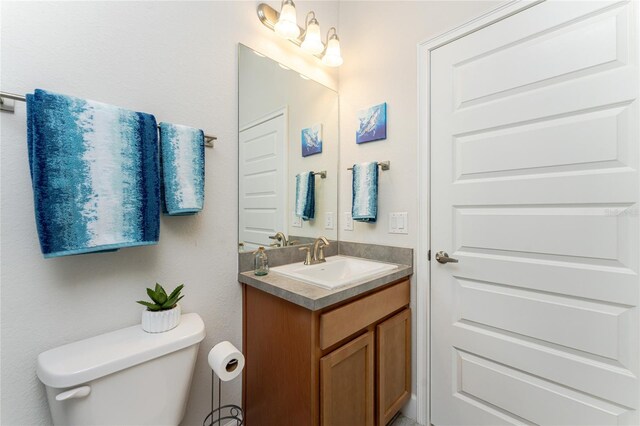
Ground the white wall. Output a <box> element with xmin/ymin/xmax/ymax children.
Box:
<box><xmin>336</xmin><ymin>1</ymin><xmax>501</xmax><ymax>418</ymax></box>
<box><xmin>0</xmin><ymin>1</ymin><xmax>337</xmax><ymax>425</ymax></box>
<box><xmin>337</xmin><ymin>0</ymin><xmax>501</xmax><ymax>246</ymax></box>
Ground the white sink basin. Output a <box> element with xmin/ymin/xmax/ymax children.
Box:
<box><xmin>270</xmin><ymin>255</ymin><xmax>398</xmax><ymax>290</ymax></box>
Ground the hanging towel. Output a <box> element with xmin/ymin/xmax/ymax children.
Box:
<box><xmin>159</xmin><ymin>122</ymin><xmax>205</xmax><ymax>215</ymax></box>
<box><xmin>295</xmin><ymin>171</ymin><xmax>315</xmax><ymax>221</ymax></box>
<box><xmin>26</xmin><ymin>89</ymin><xmax>160</xmax><ymax>258</ymax></box>
<box><xmin>352</xmin><ymin>162</ymin><xmax>378</xmax><ymax>222</ymax></box>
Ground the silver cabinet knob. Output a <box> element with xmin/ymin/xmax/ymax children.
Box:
<box><xmin>435</xmin><ymin>251</ymin><xmax>458</xmax><ymax>264</ymax></box>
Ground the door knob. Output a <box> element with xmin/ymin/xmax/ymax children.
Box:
<box><xmin>435</xmin><ymin>251</ymin><xmax>458</xmax><ymax>264</ymax></box>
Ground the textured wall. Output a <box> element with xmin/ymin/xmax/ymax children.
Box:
<box><xmin>337</xmin><ymin>0</ymin><xmax>501</xmax><ymax>247</ymax></box>
<box><xmin>0</xmin><ymin>1</ymin><xmax>337</xmax><ymax>425</ymax></box>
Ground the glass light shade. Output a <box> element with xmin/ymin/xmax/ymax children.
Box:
<box><xmin>274</xmin><ymin>2</ymin><xmax>300</xmax><ymax>39</ymax></box>
<box><xmin>322</xmin><ymin>37</ymin><xmax>343</xmax><ymax>67</ymax></box>
<box><xmin>301</xmin><ymin>20</ymin><xmax>324</xmax><ymax>55</ymax></box>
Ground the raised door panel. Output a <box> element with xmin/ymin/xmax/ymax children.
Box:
<box><xmin>377</xmin><ymin>308</ymin><xmax>411</xmax><ymax>426</ymax></box>
<box><xmin>431</xmin><ymin>1</ymin><xmax>639</xmax><ymax>424</ymax></box>
<box><xmin>320</xmin><ymin>331</ymin><xmax>375</xmax><ymax>426</ymax></box>
<box><xmin>238</xmin><ymin>112</ymin><xmax>287</xmax><ymax>250</ymax></box>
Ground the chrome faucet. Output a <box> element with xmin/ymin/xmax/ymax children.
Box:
<box><xmin>312</xmin><ymin>236</ymin><xmax>329</xmax><ymax>263</ymax></box>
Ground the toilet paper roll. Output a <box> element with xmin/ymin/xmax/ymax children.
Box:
<box><xmin>208</xmin><ymin>341</ymin><xmax>245</xmax><ymax>382</ymax></box>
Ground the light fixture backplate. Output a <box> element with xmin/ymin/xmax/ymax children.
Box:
<box><xmin>257</xmin><ymin>3</ymin><xmax>323</xmax><ymax>59</ymax></box>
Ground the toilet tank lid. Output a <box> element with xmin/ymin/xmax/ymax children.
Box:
<box><xmin>37</xmin><ymin>313</ymin><xmax>206</xmax><ymax>388</ymax></box>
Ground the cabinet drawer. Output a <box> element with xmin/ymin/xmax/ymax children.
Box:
<box><xmin>320</xmin><ymin>280</ymin><xmax>410</xmax><ymax>350</ymax></box>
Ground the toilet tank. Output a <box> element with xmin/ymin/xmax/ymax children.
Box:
<box><xmin>37</xmin><ymin>313</ymin><xmax>206</xmax><ymax>426</ymax></box>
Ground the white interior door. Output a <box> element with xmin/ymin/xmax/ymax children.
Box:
<box><xmin>431</xmin><ymin>1</ymin><xmax>639</xmax><ymax>424</ymax></box>
<box><xmin>239</xmin><ymin>110</ymin><xmax>287</xmax><ymax>250</ymax></box>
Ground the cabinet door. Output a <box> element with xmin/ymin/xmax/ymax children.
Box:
<box><xmin>320</xmin><ymin>331</ymin><xmax>375</xmax><ymax>426</ymax></box>
<box><xmin>377</xmin><ymin>308</ymin><xmax>411</xmax><ymax>426</ymax></box>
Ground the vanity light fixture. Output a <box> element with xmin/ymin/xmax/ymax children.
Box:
<box><xmin>274</xmin><ymin>0</ymin><xmax>300</xmax><ymax>39</ymax></box>
<box><xmin>300</xmin><ymin>12</ymin><xmax>324</xmax><ymax>55</ymax></box>
<box><xmin>257</xmin><ymin>2</ymin><xmax>343</xmax><ymax>67</ymax></box>
<box><xmin>322</xmin><ymin>27</ymin><xmax>343</xmax><ymax>67</ymax></box>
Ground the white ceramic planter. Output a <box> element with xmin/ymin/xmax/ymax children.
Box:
<box><xmin>141</xmin><ymin>304</ymin><xmax>181</xmax><ymax>333</ymax></box>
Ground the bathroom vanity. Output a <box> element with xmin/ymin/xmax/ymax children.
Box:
<box><xmin>237</xmin><ymin>43</ymin><xmax>413</xmax><ymax>425</ymax></box>
<box><xmin>238</xmin><ymin>243</ymin><xmax>413</xmax><ymax>426</ymax></box>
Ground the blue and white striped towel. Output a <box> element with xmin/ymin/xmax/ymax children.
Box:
<box><xmin>352</xmin><ymin>162</ymin><xmax>378</xmax><ymax>222</ymax></box>
<box><xmin>295</xmin><ymin>171</ymin><xmax>315</xmax><ymax>221</ymax></box>
<box><xmin>26</xmin><ymin>89</ymin><xmax>160</xmax><ymax>258</ymax></box>
<box><xmin>159</xmin><ymin>122</ymin><xmax>205</xmax><ymax>215</ymax></box>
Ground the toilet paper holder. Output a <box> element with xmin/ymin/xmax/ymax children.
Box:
<box><xmin>202</xmin><ymin>369</ymin><xmax>244</xmax><ymax>426</ymax></box>
<box><xmin>203</xmin><ymin>341</ymin><xmax>245</xmax><ymax>425</ymax></box>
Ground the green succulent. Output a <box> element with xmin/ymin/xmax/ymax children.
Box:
<box><xmin>137</xmin><ymin>283</ymin><xmax>184</xmax><ymax>311</ymax></box>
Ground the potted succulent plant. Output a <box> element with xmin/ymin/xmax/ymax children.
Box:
<box><xmin>137</xmin><ymin>283</ymin><xmax>184</xmax><ymax>333</ymax></box>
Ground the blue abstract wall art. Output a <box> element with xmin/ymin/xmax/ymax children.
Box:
<box><xmin>301</xmin><ymin>123</ymin><xmax>323</xmax><ymax>157</ymax></box>
<box><xmin>356</xmin><ymin>102</ymin><xmax>387</xmax><ymax>144</ymax></box>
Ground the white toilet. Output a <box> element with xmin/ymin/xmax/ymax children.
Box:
<box><xmin>37</xmin><ymin>313</ymin><xmax>206</xmax><ymax>426</ymax></box>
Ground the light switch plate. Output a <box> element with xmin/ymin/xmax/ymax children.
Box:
<box><xmin>388</xmin><ymin>212</ymin><xmax>408</xmax><ymax>234</ymax></box>
<box><xmin>325</xmin><ymin>212</ymin><xmax>335</xmax><ymax>230</ymax></box>
<box><xmin>343</xmin><ymin>212</ymin><xmax>354</xmax><ymax>231</ymax></box>
<box><xmin>292</xmin><ymin>213</ymin><xmax>302</xmax><ymax>228</ymax></box>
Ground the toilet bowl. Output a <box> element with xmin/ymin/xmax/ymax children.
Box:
<box><xmin>37</xmin><ymin>313</ymin><xmax>206</xmax><ymax>426</ymax></box>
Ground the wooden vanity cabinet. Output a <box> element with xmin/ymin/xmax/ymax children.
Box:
<box><xmin>320</xmin><ymin>331</ymin><xmax>375</xmax><ymax>426</ymax></box>
<box><xmin>243</xmin><ymin>278</ymin><xmax>411</xmax><ymax>426</ymax></box>
<box><xmin>377</xmin><ymin>309</ymin><xmax>411</xmax><ymax>426</ymax></box>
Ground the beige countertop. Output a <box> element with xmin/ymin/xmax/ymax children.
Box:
<box><xmin>238</xmin><ymin>257</ymin><xmax>413</xmax><ymax>311</ymax></box>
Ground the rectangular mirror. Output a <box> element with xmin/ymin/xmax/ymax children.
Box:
<box><xmin>238</xmin><ymin>44</ymin><xmax>339</xmax><ymax>251</ymax></box>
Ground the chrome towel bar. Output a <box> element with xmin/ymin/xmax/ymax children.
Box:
<box><xmin>347</xmin><ymin>161</ymin><xmax>390</xmax><ymax>171</ymax></box>
<box><xmin>0</xmin><ymin>90</ymin><xmax>218</xmax><ymax>147</ymax></box>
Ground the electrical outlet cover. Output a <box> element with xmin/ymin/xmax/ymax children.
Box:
<box><xmin>325</xmin><ymin>212</ymin><xmax>334</xmax><ymax>230</ymax></box>
<box><xmin>343</xmin><ymin>212</ymin><xmax>354</xmax><ymax>231</ymax></box>
<box><xmin>292</xmin><ymin>213</ymin><xmax>302</xmax><ymax>228</ymax></box>
<box><xmin>389</xmin><ymin>212</ymin><xmax>408</xmax><ymax>234</ymax></box>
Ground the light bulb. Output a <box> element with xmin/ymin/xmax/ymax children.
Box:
<box><xmin>322</xmin><ymin>35</ymin><xmax>343</xmax><ymax>67</ymax></box>
<box><xmin>301</xmin><ymin>19</ymin><xmax>324</xmax><ymax>55</ymax></box>
<box><xmin>274</xmin><ymin>0</ymin><xmax>300</xmax><ymax>40</ymax></box>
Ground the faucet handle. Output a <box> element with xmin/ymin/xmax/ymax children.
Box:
<box><xmin>299</xmin><ymin>247</ymin><xmax>312</xmax><ymax>265</ymax></box>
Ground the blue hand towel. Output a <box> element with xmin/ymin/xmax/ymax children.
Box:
<box><xmin>295</xmin><ymin>171</ymin><xmax>315</xmax><ymax>221</ymax></box>
<box><xmin>159</xmin><ymin>122</ymin><xmax>205</xmax><ymax>215</ymax></box>
<box><xmin>352</xmin><ymin>162</ymin><xmax>378</xmax><ymax>222</ymax></box>
<box><xmin>26</xmin><ymin>89</ymin><xmax>160</xmax><ymax>258</ymax></box>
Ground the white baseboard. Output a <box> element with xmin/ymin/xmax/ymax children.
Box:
<box><xmin>401</xmin><ymin>393</ymin><xmax>419</xmax><ymax>423</ymax></box>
